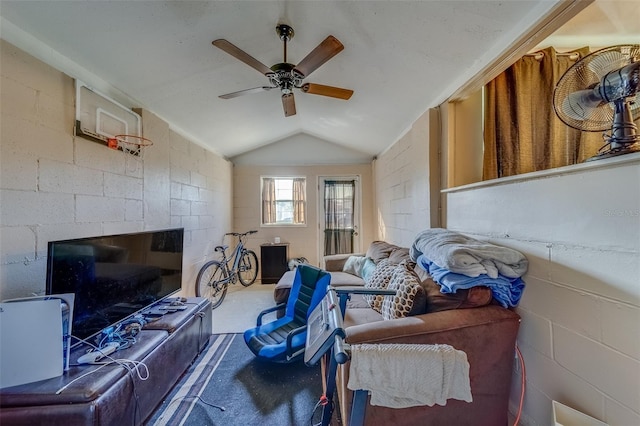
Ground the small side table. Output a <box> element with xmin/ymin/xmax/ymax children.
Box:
<box><xmin>260</xmin><ymin>243</ymin><xmax>289</xmax><ymax>284</ymax></box>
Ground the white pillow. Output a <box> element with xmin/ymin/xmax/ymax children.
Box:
<box><xmin>342</xmin><ymin>255</ymin><xmax>368</xmax><ymax>277</ymax></box>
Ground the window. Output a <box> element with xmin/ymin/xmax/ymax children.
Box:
<box><xmin>323</xmin><ymin>180</ymin><xmax>356</xmax><ymax>255</ymax></box>
<box><xmin>261</xmin><ymin>177</ymin><xmax>306</xmax><ymax>225</ymax></box>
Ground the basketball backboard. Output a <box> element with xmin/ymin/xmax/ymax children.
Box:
<box><xmin>75</xmin><ymin>80</ymin><xmax>141</xmax><ymax>145</ymax></box>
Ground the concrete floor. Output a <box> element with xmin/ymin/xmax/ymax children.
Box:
<box><xmin>211</xmin><ymin>283</ymin><xmax>276</xmax><ymax>334</ymax></box>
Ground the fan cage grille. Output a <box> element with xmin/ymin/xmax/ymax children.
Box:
<box><xmin>553</xmin><ymin>45</ymin><xmax>640</xmax><ymax>131</ymax></box>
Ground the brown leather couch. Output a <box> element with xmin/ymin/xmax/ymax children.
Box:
<box><xmin>315</xmin><ymin>241</ymin><xmax>521</xmax><ymax>426</ymax></box>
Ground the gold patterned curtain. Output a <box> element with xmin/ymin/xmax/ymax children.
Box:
<box><xmin>262</xmin><ymin>177</ymin><xmax>276</xmax><ymax>224</ymax></box>
<box><xmin>483</xmin><ymin>46</ymin><xmax>602</xmax><ymax>180</ymax></box>
<box><xmin>292</xmin><ymin>178</ymin><xmax>306</xmax><ymax>224</ymax></box>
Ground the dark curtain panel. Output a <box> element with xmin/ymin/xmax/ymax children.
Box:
<box><xmin>324</xmin><ymin>180</ymin><xmax>355</xmax><ymax>255</ymax></box>
<box><xmin>483</xmin><ymin>46</ymin><xmax>601</xmax><ymax>180</ymax></box>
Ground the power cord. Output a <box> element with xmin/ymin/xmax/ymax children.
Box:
<box><xmin>55</xmin><ymin>362</ymin><xmax>111</xmax><ymax>394</ymax></box>
<box><xmin>512</xmin><ymin>343</ymin><xmax>526</xmax><ymax>426</ymax></box>
<box><xmin>310</xmin><ymin>394</ymin><xmax>333</xmax><ymax>426</ymax></box>
<box><xmin>59</xmin><ymin>335</ymin><xmax>150</xmax><ymax>426</ymax></box>
<box><xmin>155</xmin><ymin>395</ymin><xmax>225</xmax><ymax>425</ymax></box>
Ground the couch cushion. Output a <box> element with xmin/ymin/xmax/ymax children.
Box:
<box><xmin>388</xmin><ymin>247</ymin><xmax>410</xmax><ymax>264</ymax></box>
<box><xmin>343</xmin><ymin>304</ymin><xmax>384</xmax><ymax>328</ymax></box>
<box><xmin>366</xmin><ymin>241</ymin><xmax>400</xmax><ymax>263</ymax></box>
<box><xmin>345</xmin><ymin>293</ymin><xmax>371</xmax><ymax>309</ymax></box>
<box><xmin>414</xmin><ymin>266</ymin><xmax>493</xmax><ymax>312</ymax></box>
<box><xmin>381</xmin><ymin>262</ymin><xmax>425</xmax><ymax>320</ymax></box>
<box><xmin>363</xmin><ymin>259</ymin><xmax>396</xmax><ymax>313</ymax></box>
<box><xmin>329</xmin><ymin>271</ymin><xmax>366</xmax><ymax>286</ymax></box>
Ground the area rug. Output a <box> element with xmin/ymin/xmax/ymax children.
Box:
<box><xmin>146</xmin><ymin>333</ymin><xmax>324</xmax><ymax>426</ymax></box>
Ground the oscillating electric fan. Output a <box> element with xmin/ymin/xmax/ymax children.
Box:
<box><xmin>553</xmin><ymin>44</ymin><xmax>640</xmax><ymax>161</ymax></box>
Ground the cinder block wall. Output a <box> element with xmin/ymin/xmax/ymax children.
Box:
<box><xmin>373</xmin><ymin>108</ymin><xmax>439</xmax><ymax>245</ymax></box>
<box><xmin>0</xmin><ymin>40</ymin><xmax>232</xmax><ymax>300</ymax></box>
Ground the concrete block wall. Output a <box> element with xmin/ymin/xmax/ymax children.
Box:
<box><xmin>445</xmin><ymin>159</ymin><xmax>640</xmax><ymax>425</ymax></box>
<box><xmin>373</xmin><ymin>108</ymin><xmax>437</xmax><ymax>245</ymax></box>
<box><xmin>0</xmin><ymin>40</ymin><xmax>232</xmax><ymax>300</ymax></box>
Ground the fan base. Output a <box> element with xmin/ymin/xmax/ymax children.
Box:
<box><xmin>276</xmin><ymin>24</ymin><xmax>294</xmax><ymax>41</ymax></box>
<box><xmin>586</xmin><ymin>142</ymin><xmax>640</xmax><ymax>162</ymax></box>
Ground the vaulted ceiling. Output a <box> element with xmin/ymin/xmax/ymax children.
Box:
<box><xmin>1</xmin><ymin>1</ymin><xmax>637</xmax><ymax>160</ymax></box>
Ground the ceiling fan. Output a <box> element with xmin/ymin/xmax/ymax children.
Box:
<box><xmin>213</xmin><ymin>24</ymin><xmax>353</xmax><ymax>117</ymax></box>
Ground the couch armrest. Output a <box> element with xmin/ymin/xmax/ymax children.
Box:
<box><xmin>344</xmin><ymin>305</ymin><xmax>520</xmax><ymax>348</ymax></box>
<box><xmin>323</xmin><ymin>253</ymin><xmax>365</xmax><ymax>271</ymax></box>
<box><xmin>337</xmin><ymin>306</ymin><xmax>521</xmax><ymax>426</ymax></box>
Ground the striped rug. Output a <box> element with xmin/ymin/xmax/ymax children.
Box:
<box><xmin>146</xmin><ymin>333</ymin><xmax>323</xmax><ymax>426</ymax></box>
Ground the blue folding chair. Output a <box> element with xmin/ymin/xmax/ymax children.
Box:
<box><xmin>243</xmin><ymin>264</ymin><xmax>331</xmax><ymax>362</ymax></box>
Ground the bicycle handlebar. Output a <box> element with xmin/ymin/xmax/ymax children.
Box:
<box><xmin>225</xmin><ymin>230</ymin><xmax>258</xmax><ymax>237</ymax></box>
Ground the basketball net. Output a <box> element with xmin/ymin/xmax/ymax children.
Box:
<box><xmin>107</xmin><ymin>135</ymin><xmax>153</xmax><ymax>172</ymax></box>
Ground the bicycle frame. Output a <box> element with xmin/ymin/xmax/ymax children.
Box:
<box><xmin>196</xmin><ymin>230</ymin><xmax>258</xmax><ymax>309</ymax></box>
<box><xmin>230</xmin><ymin>240</ymin><xmax>245</xmax><ymax>272</ymax></box>
<box><xmin>218</xmin><ymin>232</ymin><xmax>250</xmax><ymax>281</ymax></box>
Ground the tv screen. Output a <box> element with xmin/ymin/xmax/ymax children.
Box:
<box><xmin>46</xmin><ymin>228</ymin><xmax>184</xmax><ymax>343</ymax></box>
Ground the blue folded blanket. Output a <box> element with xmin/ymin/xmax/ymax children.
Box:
<box><xmin>417</xmin><ymin>255</ymin><xmax>525</xmax><ymax>308</ymax></box>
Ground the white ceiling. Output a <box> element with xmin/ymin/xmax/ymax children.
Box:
<box><xmin>1</xmin><ymin>1</ymin><xmax>637</xmax><ymax>160</ymax></box>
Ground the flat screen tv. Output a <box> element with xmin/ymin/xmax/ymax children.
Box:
<box><xmin>46</xmin><ymin>228</ymin><xmax>184</xmax><ymax>344</ymax></box>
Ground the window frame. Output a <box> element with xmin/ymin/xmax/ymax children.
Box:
<box><xmin>260</xmin><ymin>176</ymin><xmax>307</xmax><ymax>227</ymax></box>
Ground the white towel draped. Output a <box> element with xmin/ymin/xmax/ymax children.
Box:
<box><xmin>347</xmin><ymin>343</ymin><xmax>472</xmax><ymax>409</ymax></box>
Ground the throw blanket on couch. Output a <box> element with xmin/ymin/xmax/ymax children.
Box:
<box><xmin>417</xmin><ymin>255</ymin><xmax>526</xmax><ymax>307</ymax></box>
<box><xmin>347</xmin><ymin>343</ymin><xmax>472</xmax><ymax>408</ymax></box>
<box><xmin>409</xmin><ymin>228</ymin><xmax>528</xmax><ymax>279</ymax></box>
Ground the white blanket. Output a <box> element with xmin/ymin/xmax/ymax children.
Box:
<box><xmin>409</xmin><ymin>228</ymin><xmax>528</xmax><ymax>278</ymax></box>
<box><xmin>347</xmin><ymin>343</ymin><xmax>472</xmax><ymax>409</ymax></box>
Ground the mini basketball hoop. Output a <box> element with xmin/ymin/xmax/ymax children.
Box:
<box><xmin>107</xmin><ymin>135</ymin><xmax>153</xmax><ymax>169</ymax></box>
<box><xmin>107</xmin><ymin>134</ymin><xmax>153</xmax><ymax>159</ymax></box>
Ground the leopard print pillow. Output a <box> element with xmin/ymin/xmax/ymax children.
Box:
<box><xmin>363</xmin><ymin>259</ymin><xmax>395</xmax><ymax>313</ymax></box>
<box><xmin>381</xmin><ymin>263</ymin><xmax>422</xmax><ymax>320</ymax></box>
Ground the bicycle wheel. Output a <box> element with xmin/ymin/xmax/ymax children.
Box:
<box><xmin>238</xmin><ymin>249</ymin><xmax>259</xmax><ymax>286</ymax></box>
<box><xmin>196</xmin><ymin>260</ymin><xmax>229</xmax><ymax>309</ymax></box>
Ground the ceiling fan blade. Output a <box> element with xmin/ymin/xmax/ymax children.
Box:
<box><xmin>293</xmin><ymin>35</ymin><xmax>344</xmax><ymax>78</ymax></box>
<box><xmin>219</xmin><ymin>86</ymin><xmax>275</xmax><ymax>99</ymax></box>
<box><xmin>282</xmin><ymin>93</ymin><xmax>296</xmax><ymax>117</ymax></box>
<box><xmin>212</xmin><ymin>39</ymin><xmax>273</xmax><ymax>76</ymax></box>
<box><xmin>301</xmin><ymin>83</ymin><xmax>353</xmax><ymax>100</ymax></box>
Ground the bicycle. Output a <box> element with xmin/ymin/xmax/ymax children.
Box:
<box><xmin>196</xmin><ymin>230</ymin><xmax>259</xmax><ymax>309</ymax></box>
